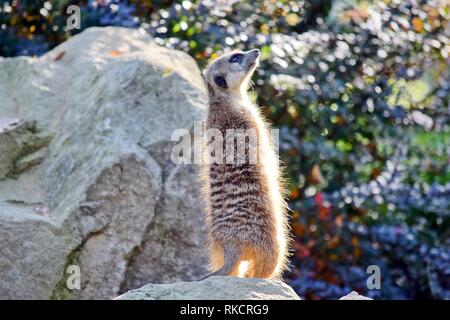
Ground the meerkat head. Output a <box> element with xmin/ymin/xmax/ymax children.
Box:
<box><xmin>205</xmin><ymin>49</ymin><xmax>260</xmax><ymax>99</ymax></box>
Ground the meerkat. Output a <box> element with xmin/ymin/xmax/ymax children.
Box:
<box><xmin>200</xmin><ymin>49</ymin><xmax>290</xmax><ymax>279</ymax></box>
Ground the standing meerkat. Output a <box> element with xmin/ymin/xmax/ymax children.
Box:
<box><xmin>201</xmin><ymin>49</ymin><xmax>290</xmax><ymax>279</ymax></box>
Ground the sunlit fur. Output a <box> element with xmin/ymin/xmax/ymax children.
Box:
<box><xmin>200</xmin><ymin>49</ymin><xmax>291</xmax><ymax>279</ymax></box>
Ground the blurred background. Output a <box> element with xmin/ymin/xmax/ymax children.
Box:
<box><xmin>0</xmin><ymin>0</ymin><xmax>449</xmax><ymax>299</ymax></box>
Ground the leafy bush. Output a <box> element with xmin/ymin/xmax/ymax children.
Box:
<box><xmin>1</xmin><ymin>0</ymin><xmax>449</xmax><ymax>299</ymax></box>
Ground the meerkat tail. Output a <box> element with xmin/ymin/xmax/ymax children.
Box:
<box><xmin>199</xmin><ymin>243</ymin><xmax>241</xmax><ymax>280</ymax></box>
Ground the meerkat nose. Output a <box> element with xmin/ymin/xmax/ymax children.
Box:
<box><xmin>248</xmin><ymin>49</ymin><xmax>260</xmax><ymax>57</ymax></box>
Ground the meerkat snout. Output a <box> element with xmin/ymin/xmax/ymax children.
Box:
<box><xmin>245</xmin><ymin>49</ymin><xmax>260</xmax><ymax>68</ymax></box>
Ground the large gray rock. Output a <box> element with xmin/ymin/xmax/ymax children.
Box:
<box><xmin>0</xmin><ymin>26</ymin><xmax>208</xmax><ymax>299</ymax></box>
<box><xmin>116</xmin><ymin>276</ymin><xmax>301</xmax><ymax>300</ymax></box>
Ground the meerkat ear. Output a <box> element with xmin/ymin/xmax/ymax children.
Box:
<box><xmin>214</xmin><ymin>75</ymin><xmax>228</xmax><ymax>89</ymax></box>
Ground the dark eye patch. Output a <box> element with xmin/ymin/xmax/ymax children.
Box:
<box><xmin>229</xmin><ymin>53</ymin><xmax>243</xmax><ymax>64</ymax></box>
<box><xmin>214</xmin><ymin>76</ymin><xmax>228</xmax><ymax>89</ymax></box>
<box><xmin>214</xmin><ymin>75</ymin><xmax>228</xmax><ymax>89</ymax></box>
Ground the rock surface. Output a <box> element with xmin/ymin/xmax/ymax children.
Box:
<box><xmin>116</xmin><ymin>276</ymin><xmax>302</xmax><ymax>300</ymax></box>
<box><xmin>0</xmin><ymin>26</ymin><xmax>208</xmax><ymax>299</ymax></box>
<box><xmin>339</xmin><ymin>291</ymin><xmax>373</xmax><ymax>300</ymax></box>
<box><xmin>116</xmin><ymin>277</ymin><xmax>373</xmax><ymax>300</ymax></box>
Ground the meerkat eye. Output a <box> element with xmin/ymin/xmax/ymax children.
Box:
<box><xmin>229</xmin><ymin>54</ymin><xmax>243</xmax><ymax>64</ymax></box>
<box><xmin>214</xmin><ymin>75</ymin><xmax>228</xmax><ymax>89</ymax></box>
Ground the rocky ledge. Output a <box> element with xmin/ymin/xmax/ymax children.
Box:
<box><xmin>116</xmin><ymin>276</ymin><xmax>372</xmax><ymax>300</ymax></box>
